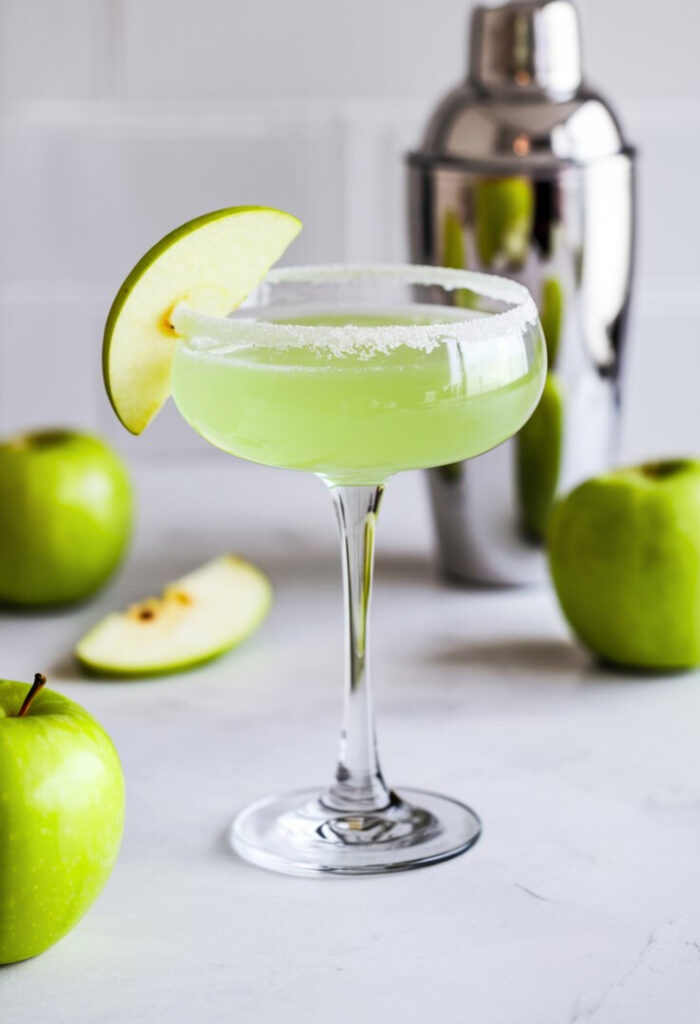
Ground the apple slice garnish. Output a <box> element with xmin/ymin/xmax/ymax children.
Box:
<box><xmin>103</xmin><ymin>207</ymin><xmax>302</xmax><ymax>435</ymax></box>
<box><xmin>75</xmin><ymin>555</ymin><xmax>272</xmax><ymax>677</ymax></box>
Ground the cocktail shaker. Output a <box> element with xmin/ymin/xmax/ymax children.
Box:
<box><xmin>407</xmin><ymin>0</ymin><xmax>635</xmax><ymax>585</ymax></box>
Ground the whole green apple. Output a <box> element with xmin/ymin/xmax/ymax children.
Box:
<box><xmin>0</xmin><ymin>675</ymin><xmax>125</xmax><ymax>964</ymax></box>
<box><xmin>548</xmin><ymin>460</ymin><xmax>700</xmax><ymax>669</ymax></box>
<box><xmin>0</xmin><ymin>430</ymin><xmax>132</xmax><ymax>606</ymax></box>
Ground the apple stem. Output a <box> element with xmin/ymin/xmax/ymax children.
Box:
<box><xmin>17</xmin><ymin>674</ymin><xmax>47</xmax><ymax>717</ymax></box>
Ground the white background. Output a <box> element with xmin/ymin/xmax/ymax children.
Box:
<box><xmin>0</xmin><ymin>0</ymin><xmax>698</xmax><ymax>461</ymax></box>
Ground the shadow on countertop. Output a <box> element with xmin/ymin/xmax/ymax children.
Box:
<box><xmin>428</xmin><ymin>637</ymin><xmax>590</xmax><ymax>677</ymax></box>
<box><xmin>423</xmin><ymin>636</ymin><xmax>697</xmax><ymax>687</ymax></box>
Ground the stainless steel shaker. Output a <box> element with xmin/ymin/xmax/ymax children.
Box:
<box><xmin>407</xmin><ymin>0</ymin><xmax>636</xmax><ymax>585</ymax></box>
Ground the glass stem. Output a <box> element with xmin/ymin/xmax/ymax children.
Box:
<box><xmin>323</xmin><ymin>484</ymin><xmax>392</xmax><ymax>813</ymax></box>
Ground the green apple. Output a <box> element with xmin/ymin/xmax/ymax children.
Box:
<box><xmin>0</xmin><ymin>430</ymin><xmax>132</xmax><ymax>606</ymax></box>
<box><xmin>103</xmin><ymin>206</ymin><xmax>302</xmax><ymax>434</ymax></box>
<box><xmin>0</xmin><ymin>675</ymin><xmax>125</xmax><ymax>964</ymax></box>
<box><xmin>548</xmin><ymin>460</ymin><xmax>700</xmax><ymax>669</ymax></box>
<box><xmin>517</xmin><ymin>373</ymin><xmax>564</xmax><ymax>540</ymax></box>
<box><xmin>475</xmin><ymin>177</ymin><xmax>534</xmax><ymax>269</ymax></box>
<box><xmin>76</xmin><ymin>555</ymin><xmax>272</xmax><ymax>677</ymax></box>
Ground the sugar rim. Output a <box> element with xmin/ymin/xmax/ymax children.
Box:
<box><xmin>172</xmin><ymin>263</ymin><xmax>539</xmax><ymax>352</ymax></box>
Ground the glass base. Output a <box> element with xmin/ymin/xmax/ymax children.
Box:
<box><xmin>230</xmin><ymin>787</ymin><xmax>481</xmax><ymax>877</ymax></box>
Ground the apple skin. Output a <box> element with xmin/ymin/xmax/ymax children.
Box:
<box><xmin>0</xmin><ymin>680</ymin><xmax>125</xmax><ymax>964</ymax></box>
<box><xmin>548</xmin><ymin>460</ymin><xmax>700</xmax><ymax>669</ymax></box>
<box><xmin>0</xmin><ymin>430</ymin><xmax>132</xmax><ymax>607</ymax></box>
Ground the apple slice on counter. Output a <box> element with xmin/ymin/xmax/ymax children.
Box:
<box><xmin>103</xmin><ymin>207</ymin><xmax>302</xmax><ymax>435</ymax></box>
<box><xmin>76</xmin><ymin>556</ymin><xmax>272</xmax><ymax>677</ymax></box>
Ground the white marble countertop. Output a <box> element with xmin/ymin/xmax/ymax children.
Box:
<box><xmin>2</xmin><ymin>457</ymin><xmax>700</xmax><ymax>1023</ymax></box>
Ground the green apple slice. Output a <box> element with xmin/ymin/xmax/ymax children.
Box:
<box><xmin>103</xmin><ymin>207</ymin><xmax>302</xmax><ymax>434</ymax></box>
<box><xmin>75</xmin><ymin>555</ymin><xmax>272</xmax><ymax>677</ymax></box>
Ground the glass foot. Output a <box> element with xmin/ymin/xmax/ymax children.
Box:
<box><xmin>230</xmin><ymin>787</ymin><xmax>481</xmax><ymax>877</ymax></box>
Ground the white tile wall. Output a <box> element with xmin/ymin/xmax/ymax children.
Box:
<box><xmin>0</xmin><ymin>292</ymin><xmax>103</xmax><ymax>432</ymax></box>
<box><xmin>1</xmin><ymin>0</ymin><xmax>699</xmax><ymax>462</ymax></box>
<box><xmin>620</xmin><ymin>294</ymin><xmax>700</xmax><ymax>464</ymax></box>
<box><xmin>0</xmin><ymin>0</ymin><xmax>124</xmax><ymax>100</ymax></box>
<box><xmin>623</xmin><ymin>102</ymin><xmax>700</xmax><ymax>289</ymax></box>
<box><xmin>121</xmin><ymin>0</ymin><xmax>471</xmax><ymax>101</ymax></box>
<box><xmin>1</xmin><ymin>112</ymin><xmax>347</xmax><ymax>282</ymax></box>
<box><xmin>579</xmin><ymin>0</ymin><xmax>700</xmax><ymax>100</ymax></box>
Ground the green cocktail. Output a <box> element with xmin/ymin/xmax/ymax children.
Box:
<box><xmin>172</xmin><ymin>307</ymin><xmax>544</xmax><ymax>486</ymax></box>
<box><xmin>171</xmin><ymin>262</ymin><xmax>547</xmax><ymax>877</ymax></box>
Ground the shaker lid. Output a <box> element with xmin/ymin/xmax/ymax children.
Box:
<box><xmin>410</xmin><ymin>0</ymin><xmax>631</xmax><ymax>170</ymax></box>
<box><xmin>470</xmin><ymin>0</ymin><xmax>582</xmax><ymax>97</ymax></box>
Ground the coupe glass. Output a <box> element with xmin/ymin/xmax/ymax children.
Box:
<box><xmin>171</xmin><ymin>265</ymin><xmax>546</xmax><ymax>876</ymax></box>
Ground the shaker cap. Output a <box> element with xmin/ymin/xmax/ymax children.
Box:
<box><xmin>470</xmin><ymin>0</ymin><xmax>582</xmax><ymax>98</ymax></box>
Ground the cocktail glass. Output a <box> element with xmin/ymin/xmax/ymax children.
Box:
<box><xmin>171</xmin><ymin>264</ymin><xmax>546</xmax><ymax>876</ymax></box>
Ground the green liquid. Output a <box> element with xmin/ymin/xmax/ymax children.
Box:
<box><xmin>172</xmin><ymin>310</ymin><xmax>545</xmax><ymax>485</ymax></box>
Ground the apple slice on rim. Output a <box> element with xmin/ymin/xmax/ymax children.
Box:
<box><xmin>103</xmin><ymin>207</ymin><xmax>302</xmax><ymax>435</ymax></box>
<box><xmin>75</xmin><ymin>555</ymin><xmax>272</xmax><ymax>677</ymax></box>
